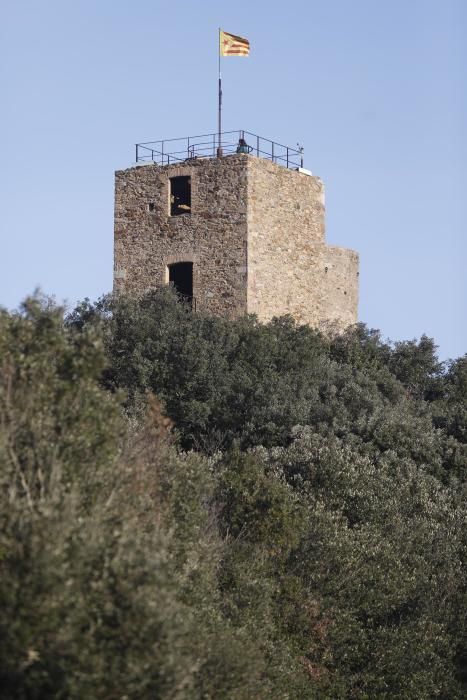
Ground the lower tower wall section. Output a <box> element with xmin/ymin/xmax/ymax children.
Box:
<box><xmin>317</xmin><ymin>246</ymin><xmax>359</xmax><ymax>330</ymax></box>
<box><xmin>247</xmin><ymin>242</ymin><xmax>358</xmax><ymax>329</ymax></box>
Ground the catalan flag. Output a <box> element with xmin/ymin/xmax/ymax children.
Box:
<box><xmin>220</xmin><ymin>30</ymin><xmax>250</xmax><ymax>57</ymax></box>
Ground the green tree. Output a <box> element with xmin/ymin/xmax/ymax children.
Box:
<box><xmin>0</xmin><ymin>297</ymin><xmax>270</xmax><ymax>699</ymax></box>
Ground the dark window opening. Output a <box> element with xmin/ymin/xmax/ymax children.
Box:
<box><xmin>168</xmin><ymin>262</ymin><xmax>193</xmax><ymax>302</ymax></box>
<box><xmin>170</xmin><ymin>176</ymin><xmax>191</xmax><ymax>216</ymax></box>
<box><xmin>148</xmin><ymin>202</ymin><xmax>155</xmax><ymax>212</ymax></box>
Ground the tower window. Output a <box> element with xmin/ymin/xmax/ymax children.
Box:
<box><xmin>168</xmin><ymin>262</ymin><xmax>193</xmax><ymax>301</ymax></box>
<box><xmin>170</xmin><ymin>176</ymin><xmax>191</xmax><ymax>216</ymax></box>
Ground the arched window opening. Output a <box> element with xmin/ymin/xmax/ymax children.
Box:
<box><xmin>168</xmin><ymin>262</ymin><xmax>193</xmax><ymax>303</ymax></box>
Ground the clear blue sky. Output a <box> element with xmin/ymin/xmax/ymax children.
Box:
<box><xmin>2</xmin><ymin>0</ymin><xmax>465</xmax><ymax>359</ymax></box>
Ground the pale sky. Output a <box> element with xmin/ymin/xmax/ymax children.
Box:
<box><xmin>1</xmin><ymin>0</ymin><xmax>465</xmax><ymax>359</ymax></box>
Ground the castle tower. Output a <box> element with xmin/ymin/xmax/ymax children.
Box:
<box><xmin>114</xmin><ymin>132</ymin><xmax>359</xmax><ymax>329</ymax></box>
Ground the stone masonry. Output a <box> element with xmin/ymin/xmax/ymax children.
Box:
<box><xmin>114</xmin><ymin>154</ymin><xmax>359</xmax><ymax>328</ymax></box>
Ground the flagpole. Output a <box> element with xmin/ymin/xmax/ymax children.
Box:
<box><xmin>217</xmin><ymin>27</ymin><xmax>223</xmax><ymax>157</ymax></box>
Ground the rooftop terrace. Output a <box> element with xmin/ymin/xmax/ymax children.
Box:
<box><xmin>135</xmin><ymin>130</ymin><xmax>304</xmax><ymax>170</ymax></box>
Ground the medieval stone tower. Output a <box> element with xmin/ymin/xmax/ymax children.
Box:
<box><xmin>114</xmin><ymin>131</ymin><xmax>359</xmax><ymax>328</ymax></box>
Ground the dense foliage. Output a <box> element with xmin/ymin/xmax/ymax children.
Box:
<box><xmin>1</xmin><ymin>289</ymin><xmax>466</xmax><ymax>698</ymax></box>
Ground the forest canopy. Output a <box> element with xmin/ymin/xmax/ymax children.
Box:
<box><xmin>1</xmin><ymin>289</ymin><xmax>466</xmax><ymax>699</ymax></box>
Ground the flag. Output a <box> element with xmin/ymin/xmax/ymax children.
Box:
<box><xmin>220</xmin><ymin>30</ymin><xmax>250</xmax><ymax>57</ymax></box>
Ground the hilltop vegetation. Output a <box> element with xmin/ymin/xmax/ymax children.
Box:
<box><xmin>1</xmin><ymin>289</ymin><xmax>466</xmax><ymax>699</ymax></box>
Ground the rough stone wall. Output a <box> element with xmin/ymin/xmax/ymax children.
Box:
<box><xmin>246</xmin><ymin>157</ymin><xmax>358</xmax><ymax>328</ymax></box>
<box><xmin>319</xmin><ymin>246</ymin><xmax>359</xmax><ymax>329</ymax></box>
<box><xmin>114</xmin><ymin>153</ymin><xmax>359</xmax><ymax>329</ymax></box>
<box><xmin>114</xmin><ymin>156</ymin><xmax>249</xmax><ymax>317</ymax></box>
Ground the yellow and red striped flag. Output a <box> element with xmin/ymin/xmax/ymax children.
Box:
<box><xmin>220</xmin><ymin>30</ymin><xmax>250</xmax><ymax>57</ymax></box>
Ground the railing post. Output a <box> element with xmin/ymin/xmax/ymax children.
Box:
<box><xmin>286</xmin><ymin>147</ymin><xmax>289</xmax><ymax>169</ymax></box>
<box><xmin>161</xmin><ymin>141</ymin><xmax>164</xmax><ymax>165</ymax></box>
<box><xmin>135</xmin><ymin>144</ymin><xmax>138</xmax><ymax>162</ymax></box>
<box><xmin>271</xmin><ymin>141</ymin><xmax>274</xmax><ymax>163</ymax></box>
<box><xmin>187</xmin><ymin>136</ymin><xmax>190</xmax><ymax>159</ymax></box>
<box><xmin>256</xmin><ymin>135</ymin><xmax>259</xmax><ymax>157</ymax></box>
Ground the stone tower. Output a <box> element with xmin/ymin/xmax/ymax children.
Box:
<box><xmin>114</xmin><ymin>136</ymin><xmax>359</xmax><ymax>328</ymax></box>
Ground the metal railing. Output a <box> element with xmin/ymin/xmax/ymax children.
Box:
<box><xmin>135</xmin><ymin>130</ymin><xmax>304</xmax><ymax>170</ymax></box>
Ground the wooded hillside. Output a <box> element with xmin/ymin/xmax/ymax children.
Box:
<box><xmin>1</xmin><ymin>290</ymin><xmax>466</xmax><ymax>698</ymax></box>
